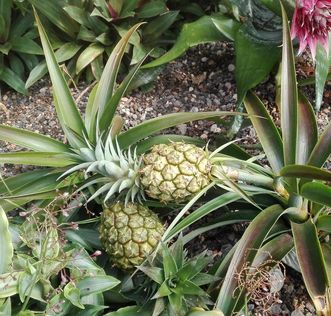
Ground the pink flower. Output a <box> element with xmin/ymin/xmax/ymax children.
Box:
<box><xmin>291</xmin><ymin>0</ymin><xmax>331</xmax><ymax>59</ymax></box>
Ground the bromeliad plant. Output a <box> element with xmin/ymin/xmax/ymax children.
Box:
<box><xmin>217</xmin><ymin>7</ymin><xmax>331</xmax><ymax>314</ymax></box>
<box><xmin>0</xmin><ymin>8</ymin><xmax>258</xmax><ymax>283</ymax></box>
<box><xmin>157</xmin><ymin>5</ymin><xmax>331</xmax><ymax>314</ymax></box>
<box><xmin>2</xmin><ymin>3</ymin><xmax>331</xmax><ymax>316</ymax></box>
<box><xmin>0</xmin><ymin>0</ymin><xmax>43</xmax><ymax>94</ymax></box>
<box><xmin>137</xmin><ymin>237</ymin><xmax>218</xmax><ymax>316</ymax></box>
<box><xmin>0</xmin><ymin>11</ymin><xmax>233</xmax><ymax>212</ymax></box>
<box><xmin>106</xmin><ymin>236</ymin><xmax>219</xmax><ymax>316</ymax></box>
<box><xmin>25</xmin><ymin>0</ymin><xmax>212</xmax><ymax>88</ymax></box>
<box><xmin>0</xmin><ymin>9</ymin><xmax>270</xmax><ymax>316</ymax></box>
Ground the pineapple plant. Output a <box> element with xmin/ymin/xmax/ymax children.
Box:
<box><xmin>136</xmin><ymin>236</ymin><xmax>218</xmax><ymax>316</ymax></box>
<box><xmin>0</xmin><ymin>13</ymin><xmax>239</xmax><ymax>276</ymax></box>
<box><xmin>73</xmin><ymin>137</ymin><xmax>277</xmax><ymax>205</ymax></box>
<box><xmin>99</xmin><ymin>202</ymin><xmax>164</xmax><ymax>270</ymax></box>
<box><xmin>70</xmin><ymin>137</ymin><xmax>214</xmax><ymax>204</ymax></box>
<box><xmin>0</xmin><ymin>13</ymin><xmax>237</xmax><ymax>214</ymax></box>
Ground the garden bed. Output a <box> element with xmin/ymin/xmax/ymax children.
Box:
<box><xmin>1</xmin><ymin>41</ymin><xmax>330</xmax><ymax>315</ymax></box>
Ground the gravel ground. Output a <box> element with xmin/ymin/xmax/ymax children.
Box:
<box><xmin>1</xmin><ymin>42</ymin><xmax>330</xmax><ymax>314</ymax></box>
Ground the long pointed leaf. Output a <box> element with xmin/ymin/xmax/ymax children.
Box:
<box><xmin>29</xmin><ymin>0</ymin><xmax>79</xmax><ymax>38</ymax></box>
<box><xmin>0</xmin><ymin>169</ymin><xmax>61</xmax><ymax>195</ymax></box>
<box><xmin>280</xmin><ymin>165</ymin><xmax>331</xmax><ymax>182</ymax></box>
<box><xmin>98</xmin><ymin>53</ymin><xmax>149</xmax><ymax>133</ymax></box>
<box><xmin>76</xmin><ymin>275</ymin><xmax>120</xmax><ymax>296</ymax></box>
<box><xmin>252</xmin><ymin>233</ymin><xmax>293</xmax><ymax>268</ymax></box>
<box><xmin>167</xmin><ymin>192</ymin><xmax>241</xmax><ymax>240</ymax></box>
<box><xmin>26</xmin><ymin>42</ymin><xmax>82</xmax><ymax>89</ymax></box>
<box><xmin>0</xmin><ymin>191</ymin><xmax>59</xmax><ymax>212</ymax></box>
<box><xmin>0</xmin><ymin>0</ymin><xmax>11</xmax><ymax>42</ymax></box>
<box><xmin>280</xmin><ymin>5</ymin><xmax>298</xmax><ymax>168</ymax></box>
<box><xmin>76</xmin><ymin>43</ymin><xmax>104</xmax><ymax>74</ymax></box>
<box><xmin>182</xmin><ymin>210</ymin><xmax>259</xmax><ymax>245</ymax></box>
<box><xmin>142</xmin><ymin>15</ymin><xmax>233</xmax><ymax>69</ymax></box>
<box><xmin>321</xmin><ymin>244</ymin><xmax>331</xmax><ymax>284</ymax></box>
<box><xmin>34</xmin><ymin>10</ymin><xmax>86</xmax><ymax>142</ymax></box>
<box><xmin>315</xmin><ymin>41</ymin><xmax>330</xmax><ymax>111</ymax></box>
<box><xmin>0</xmin><ymin>206</ymin><xmax>13</xmax><ymax>273</ymax></box>
<box><xmin>0</xmin><ymin>124</ymin><xmax>69</xmax><ymax>152</ymax></box>
<box><xmin>301</xmin><ymin>182</ymin><xmax>331</xmax><ymax>207</ymax></box>
<box><xmin>292</xmin><ymin>219</ymin><xmax>330</xmax><ymax>312</ymax></box>
<box><xmin>0</xmin><ymin>171</ymin><xmax>76</xmax><ymax>212</ymax></box>
<box><xmin>117</xmin><ymin>111</ymin><xmax>242</xmax><ymax>149</ymax></box>
<box><xmin>0</xmin><ymin>152</ymin><xmax>76</xmax><ymax>167</ymax></box>
<box><xmin>308</xmin><ymin>121</ymin><xmax>331</xmax><ymax>168</ymax></box>
<box><xmin>0</xmin><ymin>66</ymin><xmax>27</xmax><ymax>94</ymax></box>
<box><xmin>88</xmin><ymin>23</ymin><xmax>143</xmax><ymax>140</ymax></box>
<box><xmin>296</xmin><ymin>92</ymin><xmax>318</xmax><ymax>164</ymax></box>
<box><xmin>244</xmin><ymin>91</ymin><xmax>284</xmax><ymax>173</ymax></box>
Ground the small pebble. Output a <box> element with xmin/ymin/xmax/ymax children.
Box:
<box><xmin>305</xmin><ymin>302</ymin><xmax>315</xmax><ymax>313</ymax></box>
<box><xmin>210</xmin><ymin>124</ymin><xmax>220</xmax><ymax>133</ymax></box>
<box><xmin>228</xmin><ymin>64</ymin><xmax>235</xmax><ymax>72</ymax></box>
<box><xmin>225</xmin><ymin>82</ymin><xmax>232</xmax><ymax>89</ymax></box>
<box><xmin>177</xmin><ymin>124</ymin><xmax>187</xmax><ymax>135</ymax></box>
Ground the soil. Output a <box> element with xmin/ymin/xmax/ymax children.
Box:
<box><xmin>0</xmin><ymin>41</ymin><xmax>330</xmax><ymax>315</ymax></box>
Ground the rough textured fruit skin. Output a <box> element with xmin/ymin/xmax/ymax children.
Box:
<box><xmin>99</xmin><ymin>202</ymin><xmax>164</xmax><ymax>270</ymax></box>
<box><xmin>140</xmin><ymin>142</ymin><xmax>212</xmax><ymax>202</ymax></box>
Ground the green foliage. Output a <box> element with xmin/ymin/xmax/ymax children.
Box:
<box><xmin>1</xmin><ymin>2</ymin><xmax>331</xmax><ymax>316</ymax></box>
<box><xmin>0</xmin><ymin>206</ymin><xmax>13</xmax><ymax>274</ymax></box>
<box><xmin>0</xmin><ymin>17</ymin><xmax>238</xmax><ymax>314</ymax></box>
<box><xmin>135</xmin><ymin>237</ymin><xmax>218</xmax><ymax>316</ymax></box>
<box><xmin>314</xmin><ymin>38</ymin><xmax>331</xmax><ymax>111</ymax></box>
<box><xmin>0</xmin><ymin>13</ymin><xmax>237</xmax><ymax>212</ymax></box>
<box><xmin>0</xmin><ymin>0</ymin><xmax>42</xmax><ymax>93</ymax></box>
<box><xmin>25</xmin><ymin>0</ymin><xmax>212</xmax><ymax>88</ymax></box>
<box><xmin>0</xmin><ymin>196</ymin><xmax>120</xmax><ymax>314</ymax></box>
<box><xmin>0</xmin><ymin>0</ymin><xmax>218</xmax><ymax>92</ymax></box>
<box><xmin>207</xmin><ymin>5</ymin><xmax>331</xmax><ymax>314</ymax></box>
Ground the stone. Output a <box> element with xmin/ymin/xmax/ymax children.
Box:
<box><xmin>177</xmin><ymin>124</ymin><xmax>187</xmax><ymax>135</ymax></box>
<box><xmin>228</xmin><ymin>64</ymin><xmax>235</xmax><ymax>72</ymax></box>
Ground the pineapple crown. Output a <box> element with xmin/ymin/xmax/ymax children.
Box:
<box><xmin>62</xmin><ymin>132</ymin><xmax>144</xmax><ymax>205</ymax></box>
<box><xmin>136</xmin><ymin>237</ymin><xmax>218</xmax><ymax>316</ymax></box>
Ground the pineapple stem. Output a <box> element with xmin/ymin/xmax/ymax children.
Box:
<box><xmin>212</xmin><ymin>165</ymin><xmax>274</xmax><ymax>189</ymax></box>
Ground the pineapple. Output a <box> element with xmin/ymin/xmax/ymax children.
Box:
<box><xmin>140</xmin><ymin>142</ymin><xmax>212</xmax><ymax>202</ymax></box>
<box><xmin>99</xmin><ymin>202</ymin><xmax>164</xmax><ymax>270</ymax></box>
<box><xmin>68</xmin><ymin>137</ymin><xmax>213</xmax><ymax>204</ymax></box>
<box><xmin>69</xmin><ymin>137</ymin><xmax>275</xmax><ymax>205</ymax></box>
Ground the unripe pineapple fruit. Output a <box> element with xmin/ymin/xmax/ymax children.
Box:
<box><xmin>99</xmin><ymin>202</ymin><xmax>164</xmax><ymax>270</ymax></box>
<box><xmin>140</xmin><ymin>142</ymin><xmax>212</xmax><ymax>202</ymax></box>
<box><xmin>73</xmin><ymin>139</ymin><xmax>213</xmax><ymax>204</ymax></box>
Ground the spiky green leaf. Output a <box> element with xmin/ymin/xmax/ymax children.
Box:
<box><xmin>34</xmin><ymin>10</ymin><xmax>86</xmax><ymax>142</ymax></box>
<box><xmin>0</xmin><ymin>207</ymin><xmax>13</xmax><ymax>273</ymax></box>
<box><xmin>292</xmin><ymin>219</ymin><xmax>330</xmax><ymax>312</ymax></box>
